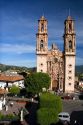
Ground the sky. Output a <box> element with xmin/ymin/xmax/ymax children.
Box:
<box><xmin>0</xmin><ymin>0</ymin><xmax>83</xmax><ymax>67</ymax></box>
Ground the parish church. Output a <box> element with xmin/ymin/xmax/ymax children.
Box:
<box><xmin>36</xmin><ymin>15</ymin><xmax>76</xmax><ymax>93</ymax></box>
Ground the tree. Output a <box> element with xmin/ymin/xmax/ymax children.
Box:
<box><xmin>37</xmin><ymin>92</ymin><xmax>62</xmax><ymax>125</ymax></box>
<box><xmin>25</xmin><ymin>72</ymin><xmax>51</xmax><ymax>94</ymax></box>
<box><xmin>9</xmin><ymin>85</ymin><xmax>20</xmax><ymax>95</ymax></box>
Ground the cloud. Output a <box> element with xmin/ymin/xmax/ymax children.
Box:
<box><xmin>0</xmin><ymin>43</ymin><xmax>35</xmax><ymax>54</ymax></box>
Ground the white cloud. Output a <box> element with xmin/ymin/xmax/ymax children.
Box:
<box><xmin>0</xmin><ymin>43</ymin><xmax>35</xmax><ymax>54</ymax></box>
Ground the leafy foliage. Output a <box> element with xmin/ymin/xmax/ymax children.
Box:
<box><xmin>37</xmin><ymin>92</ymin><xmax>62</xmax><ymax>125</ymax></box>
<box><xmin>0</xmin><ymin>112</ymin><xmax>19</xmax><ymax>121</ymax></box>
<box><xmin>25</xmin><ymin>72</ymin><xmax>51</xmax><ymax>94</ymax></box>
<box><xmin>9</xmin><ymin>85</ymin><xmax>20</xmax><ymax>95</ymax></box>
<box><xmin>40</xmin><ymin>92</ymin><xmax>62</xmax><ymax>113</ymax></box>
<box><xmin>0</xmin><ymin>63</ymin><xmax>36</xmax><ymax>73</ymax></box>
<box><xmin>37</xmin><ymin>108</ymin><xmax>58</xmax><ymax>125</ymax></box>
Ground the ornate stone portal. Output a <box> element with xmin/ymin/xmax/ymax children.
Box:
<box><xmin>36</xmin><ymin>16</ymin><xmax>76</xmax><ymax>93</ymax></box>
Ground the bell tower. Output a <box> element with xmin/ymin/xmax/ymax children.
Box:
<box><xmin>63</xmin><ymin>16</ymin><xmax>76</xmax><ymax>93</ymax></box>
<box><xmin>36</xmin><ymin>16</ymin><xmax>48</xmax><ymax>72</ymax></box>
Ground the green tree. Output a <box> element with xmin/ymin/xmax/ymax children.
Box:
<box><xmin>9</xmin><ymin>85</ymin><xmax>20</xmax><ymax>95</ymax></box>
<box><xmin>25</xmin><ymin>72</ymin><xmax>51</xmax><ymax>94</ymax></box>
<box><xmin>37</xmin><ymin>92</ymin><xmax>62</xmax><ymax>125</ymax></box>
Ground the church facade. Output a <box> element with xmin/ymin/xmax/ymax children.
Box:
<box><xmin>36</xmin><ymin>16</ymin><xmax>76</xmax><ymax>93</ymax></box>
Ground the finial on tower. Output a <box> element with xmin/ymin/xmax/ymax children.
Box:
<box><xmin>67</xmin><ymin>8</ymin><xmax>72</xmax><ymax>20</ymax></box>
<box><xmin>42</xmin><ymin>12</ymin><xmax>44</xmax><ymax>17</ymax></box>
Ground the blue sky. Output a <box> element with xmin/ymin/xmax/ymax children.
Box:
<box><xmin>0</xmin><ymin>0</ymin><xmax>83</xmax><ymax>67</ymax></box>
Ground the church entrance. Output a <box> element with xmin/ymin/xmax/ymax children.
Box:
<box><xmin>52</xmin><ymin>80</ymin><xmax>59</xmax><ymax>91</ymax></box>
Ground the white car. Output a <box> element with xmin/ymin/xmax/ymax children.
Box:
<box><xmin>58</xmin><ymin>112</ymin><xmax>70</xmax><ymax>122</ymax></box>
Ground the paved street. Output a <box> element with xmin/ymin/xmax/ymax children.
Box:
<box><xmin>62</xmin><ymin>100</ymin><xmax>83</xmax><ymax>114</ymax></box>
<box><xmin>62</xmin><ymin>99</ymin><xmax>83</xmax><ymax>125</ymax></box>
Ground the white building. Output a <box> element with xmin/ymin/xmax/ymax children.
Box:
<box><xmin>0</xmin><ymin>73</ymin><xmax>24</xmax><ymax>90</ymax></box>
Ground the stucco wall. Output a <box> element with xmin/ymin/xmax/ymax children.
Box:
<box><xmin>65</xmin><ymin>56</ymin><xmax>75</xmax><ymax>93</ymax></box>
<box><xmin>37</xmin><ymin>55</ymin><xmax>47</xmax><ymax>73</ymax></box>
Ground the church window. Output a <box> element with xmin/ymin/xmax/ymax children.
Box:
<box><xmin>41</xmin><ymin>23</ymin><xmax>44</xmax><ymax>32</ymax></box>
<box><xmin>68</xmin><ymin>76</ymin><xmax>72</xmax><ymax>80</ymax></box>
<box><xmin>69</xmin><ymin>83</ymin><xmax>71</xmax><ymax>85</ymax></box>
<box><xmin>69</xmin><ymin>23</ymin><xmax>72</xmax><ymax>32</ymax></box>
<box><xmin>69</xmin><ymin>40</ymin><xmax>72</xmax><ymax>49</ymax></box>
<box><xmin>41</xmin><ymin>63</ymin><xmax>43</xmax><ymax>66</ymax></box>
<box><xmin>40</xmin><ymin>40</ymin><xmax>44</xmax><ymax>48</ymax></box>
<box><xmin>68</xmin><ymin>70</ymin><xmax>72</xmax><ymax>74</ymax></box>
<box><xmin>68</xmin><ymin>64</ymin><xmax>72</xmax><ymax>68</ymax></box>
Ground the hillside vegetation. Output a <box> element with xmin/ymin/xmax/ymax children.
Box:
<box><xmin>0</xmin><ymin>63</ymin><xmax>36</xmax><ymax>73</ymax></box>
<box><xmin>0</xmin><ymin>63</ymin><xmax>83</xmax><ymax>74</ymax></box>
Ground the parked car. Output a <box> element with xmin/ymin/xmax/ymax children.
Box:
<box><xmin>61</xmin><ymin>94</ymin><xmax>74</xmax><ymax>100</ymax></box>
<box><xmin>58</xmin><ymin>112</ymin><xmax>70</xmax><ymax>123</ymax></box>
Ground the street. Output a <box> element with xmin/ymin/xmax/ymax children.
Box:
<box><xmin>62</xmin><ymin>100</ymin><xmax>83</xmax><ymax>125</ymax></box>
<box><xmin>62</xmin><ymin>100</ymin><xmax>83</xmax><ymax>114</ymax></box>
<box><xmin>24</xmin><ymin>96</ymin><xmax>83</xmax><ymax>125</ymax></box>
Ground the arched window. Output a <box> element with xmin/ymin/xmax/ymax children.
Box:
<box><xmin>40</xmin><ymin>40</ymin><xmax>44</xmax><ymax>48</ymax></box>
<box><xmin>41</xmin><ymin>23</ymin><xmax>44</xmax><ymax>32</ymax></box>
<box><xmin>69</xmin><ymin>23</ymin><xmax>72</xmax><ymax>32</ymax></box>
<box><xmin>69</xmin><ymin>40</ymin><xmax>72</xmax><ymax>49</ymax></box>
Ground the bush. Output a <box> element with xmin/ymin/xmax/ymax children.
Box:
<box><xmin>0</xmin><ymin>112</ymin><xmax>4</xmax><ymax>120</ymax></box>
<box><xmin>9</xmin><ymin>85</ymin><xmax>20</xmax><ymax>95</ymax></box>
<box><xmin>37</xmin><ymin>92</ymin><xmax>62</xmax><ymax>125</ymax></box>
<box><xmin>37</xmin><ymin>108</ymin><xmax>58</xmax><ymax>125</ymax></box>
<box><xmin>0</xmin><ymin>112</ymin><xmax>19</xmax><ymax>121</ymax></box>
<box><xmin>6</xmin><ymin>114</ymin><xmax>18</xmax><ymax>120</ymax></box>
<box><xmin>39</xmin><ymin>92</ymin><xmax>62</xmax><ymax>112</ymax></box>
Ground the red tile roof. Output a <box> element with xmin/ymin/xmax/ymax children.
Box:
<box><xmin>0</xmin><ymin>74</ymin><xmax>24</xmax><ymax>82</ymax></box>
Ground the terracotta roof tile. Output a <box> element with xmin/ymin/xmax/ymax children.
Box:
<box><xmin>0</xmin><ymin>74</ymin><xmax>24</xmax><ymax>82</ymax></box>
